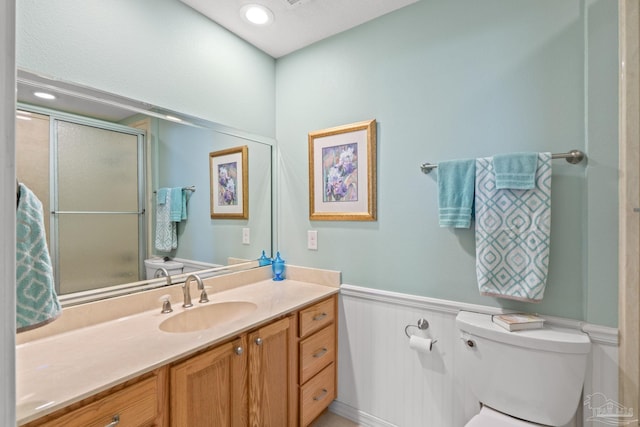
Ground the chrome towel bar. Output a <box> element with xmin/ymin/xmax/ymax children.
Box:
<box><xmin>420</xmin><ymin>149</ymin><xmax>586</xmax><ymax>174</ymax></box>
<box><xmin>153</xmin><ymin>185</ymin><xmax>196</xmax><ymax>194</ymax></box>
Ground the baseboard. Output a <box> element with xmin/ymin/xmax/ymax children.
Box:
<box><xmin>329</xmin><ymin>400</ymin><xmax>398</xmax><ymax>427</ymax></box>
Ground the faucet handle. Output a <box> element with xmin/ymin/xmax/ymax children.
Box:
<box><xmin>159</xmin><ymin>295</ymin><xmax>173</xmax><ymax>314</ymax></box>
<box><xmin>199</xmin><ymin>289</ymin><xmax>209</xmax><ymax>304</ymax></box>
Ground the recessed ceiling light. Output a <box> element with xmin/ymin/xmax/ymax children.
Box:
<box><xmin>33</xmin><ymin>91</ymin><xmax>56</xmax><ymax>100</ymax></box>
<box><xmin>241</xmin><ymin>4</ymin><xmax>274</xmax><ymax>25</ymax></box>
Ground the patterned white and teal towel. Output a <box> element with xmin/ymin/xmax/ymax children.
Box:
<box><xmin>475</xmin><ymin>153</ymin><xmax>551</xmax><ymax>302</ymax></box>
<box><xmin>16</xmin><ymin>183</ymin><xmax>61</xmax><ymax>332</ymax></box>
<box><xmin>155</xmin><ymin>188</ymin><xmax>177</xmax><ymax>252</ymax></box>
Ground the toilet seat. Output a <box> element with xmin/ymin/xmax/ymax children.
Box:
<box><xmin>466</xmin><ymin>406</ymin><xmax>545</xmax><ymax>427</ymax></box>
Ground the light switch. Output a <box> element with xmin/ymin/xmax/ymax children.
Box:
<box><xmin>242</xmin><ymin>228</ymin><xmax>250</xmax><ymax>245</ymax></box>
<box><xmin>307</xmin><ymin>230</ymin><xmax>318</xmax><ymax>250</ymax></box>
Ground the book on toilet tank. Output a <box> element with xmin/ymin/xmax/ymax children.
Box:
<box><xmin>492</xmin><ymin>313</ymin><xmax>545</xmax><ymax>331</ymax></box>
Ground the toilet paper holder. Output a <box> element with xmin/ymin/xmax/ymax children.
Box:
<box><xmin>405</xmin><ymin>318</ymin><xmax>434</xmax><ymax>339</ymax></box>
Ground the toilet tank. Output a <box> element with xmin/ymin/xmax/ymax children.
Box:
<box><xmin>144</xmin><ymin>258</ymin><xmax>184</xmax><ymax>280</ymax></box>
<box><xmin>456</xmin><ymin>311</ymin><xmax>591</xmax><ymax>426</ymax></box>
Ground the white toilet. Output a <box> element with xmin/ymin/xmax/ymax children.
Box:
<box><xmin>456</xmin><ymin>311</ymin><xmax>591</xmax><ymax>427</ymax></box>
<box><xmin>144</xmin><ymin>258</ymin><xmax>184</xmax><ymax>280</ymax></box>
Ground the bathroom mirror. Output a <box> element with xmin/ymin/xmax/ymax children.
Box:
<box><xmin>16</xmin><ymin>70</ymin><xmax>274</xmax><ymax>306</ymax></box>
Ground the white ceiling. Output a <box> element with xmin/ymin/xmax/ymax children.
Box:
<box><xmin>179</xmin><ymin>0</ymin><xmax>419</xmax><ymax>58</ymax></box>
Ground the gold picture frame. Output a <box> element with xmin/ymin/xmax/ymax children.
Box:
<box><xmin>308</xmin><ymin>119</ymin><xmax>377</xmax><ymax>221</ymax></box>
<box><xmin>209</xmin><ymin>146</ymin><xmax>248</xmax><ymax>219</ymax></box>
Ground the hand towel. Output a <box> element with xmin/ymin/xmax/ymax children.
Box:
<box><xmin>437</xmin><ymin>159</ymin><xmax>476</xmax><ymax>228</ymax></box>
<box><xmin>155</xmin><ymin>188</ymin><xmax>177</xmax><ymax>252</ymax></box>
<box><xmin>16</xmin><ymin>183</ymin><xmax>61</xmax><ymax>332</ymax></box>
<box><xmin>493</xmin><ymin>152</ymin><xmax>538</xmax><ymax>190</ymax></box>
<box><xmin>157</xmin><ymin>187</ymin><xmax>169</xmax><ymax>205</ymax></box>
<box><xmin>169</xmin><ymin>187</ymin><xmax>184</xmax><ymax>222</ymax></box>
<box><xmin>475</xmin><ymin>153</ymin><xmax>551</xmax><ymax>302</ymax></box>
<box><xmin>181</xmin><ymin>190</ymin><xmax>188</xmax><ymax>221</ymax></box>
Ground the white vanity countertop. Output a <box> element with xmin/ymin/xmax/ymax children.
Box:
<box><xmin>16</xmin><ymin>278</ymin><xmax>338</xmax><ymax>425</ymax></box>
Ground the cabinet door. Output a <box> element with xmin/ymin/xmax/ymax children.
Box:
<box><xmin>248</xmin><ymin>316</ymin><xmax>296</xmax><ymax>427</ymax></box>
<box><xmin>170</xmin><ymin>336</ymin><xmax>248</xmax><ymax>427</ymax></box>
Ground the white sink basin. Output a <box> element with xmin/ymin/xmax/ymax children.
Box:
<box><xmin>159</xmin><ymin>301</ymin><xmax>257</xmax><ymax>333</ymax></box>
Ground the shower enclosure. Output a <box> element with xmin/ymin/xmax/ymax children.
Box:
<box><xmin>16</xmin><ymin>108</ymin><xmax>146</xmax><ymax>295</ymax></box>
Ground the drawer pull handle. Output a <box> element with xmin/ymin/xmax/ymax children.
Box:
<box><xmin>312</xmin><ymin>347</ymin><xmax>328</xmax><ymax>358</ymax></box>
<box><xmin>313</xmin><ymin>388</ymin><xmax>328</xmax><ymax>401</ymax></box>
<box><xmin>312</xmin><ymin>312</ymin><xmax>328</xmax><ymax>321</ymax></box>
<box><xmin>235</xmin><ymin>346</ymin><xmax>244</xmax><ymax>355</ymax></box>
<box><xmin>105</xmin><ymin>415</ymin><xmax>120</xmax><ymax>427</ymax></box>
<box><xmin>255</xmin><ymin>337</ymin><xmax>263</xmax><ymax>346</ymax></box>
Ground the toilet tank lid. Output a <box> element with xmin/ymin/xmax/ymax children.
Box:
<box><xmin>456</xmin><ymin>311</ymin><xmax>591</xmax><ymax>354</ymax></box>
<box><xmin>144</xmin><ymin>258</ymin><xmax>184</xmax><ymax>269</ymax></box>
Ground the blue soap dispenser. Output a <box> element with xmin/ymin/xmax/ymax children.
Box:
<box><xmin>258</xmin><ymin>250</ymin><xmax>271</xmax><ymax>267</ymax></box>
<box><xmin>272</xmin><ymin>251</ymin><xmax>285</xmax><ymax>281</ymax></box>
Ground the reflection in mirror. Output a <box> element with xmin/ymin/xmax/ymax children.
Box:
<box><xmin>16</xmin><ymin>70</ymin><xmax>274</xmax><ymax>306</ymax></box>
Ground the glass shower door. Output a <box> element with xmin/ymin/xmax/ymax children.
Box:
<box><xmin>54</xmin><ymin>120</ymin><xmax>144</xmax><ymax>295</ymax></box>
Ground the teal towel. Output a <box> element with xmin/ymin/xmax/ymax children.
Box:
<box><xmin>157</xmin><ymin>188</ymin><xmax>169</xmax><ymax>205</ymax></box>
<box><xmin>169</xmin><ymin>187</ymin><xmax>183</xmax><ymax>222</ymax></box>
<box><xmin>16</xmin><ymin>183</ymin><xmax>61</xmax><ymax>332</ymax></box>
<box><xmin>493</xmin><ymin>152</ymin><xmax>538</xmax><ymax>189</ymax></box>
<box><xmin>181</xmin><ymin>190</ymin><xmax>188</xmax><ymax>221</ymax></box>
<box><xmin>437</xmin><ymin>159</ymin><xmax>476</xmax><ymax>228</ymax></box>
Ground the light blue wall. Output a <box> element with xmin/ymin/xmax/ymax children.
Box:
<box><xmin>16</xmin><ymin>0</ymin><xmax>619</xmax><ymax>326</ymax></box>
<box><xmin>276</xmin><ymin>0</ymin><xmax>618</xmax><ymax>326</ymax></box>
<box><xmin>16</xmin><ymin>0</ymin><xmax>276</xmax><ymax>137</ymax></box>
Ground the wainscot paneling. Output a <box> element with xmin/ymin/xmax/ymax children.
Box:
<box><xmin>332</xmin><ymin>285</ymin><xmax>619</xmax><ymax>427</ymax></box>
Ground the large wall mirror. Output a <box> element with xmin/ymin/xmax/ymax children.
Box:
<box><xmin>16</xmin><ymin>70</ymin><xmax>274</xmax><ymax>306</ymax></box>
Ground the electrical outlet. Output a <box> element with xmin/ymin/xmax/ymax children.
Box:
<box><xmin>307</xmin><ymin>230</ymin><xmax>318</xmax><ymax>250</ymax></box>
<box><xmin>242</xmin><ymin>228</ymin><xmax>250</xmax><ymax>245</ymax></box>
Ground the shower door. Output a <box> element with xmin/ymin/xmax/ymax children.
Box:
<box><xmin>53</xmin><ymin>119</ymin><xmax>145</xmax><ymax>295</ymax></box>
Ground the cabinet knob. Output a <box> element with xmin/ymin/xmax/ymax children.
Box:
<box><xmin>255</xmin><ymin>337</ymin><xmax>263</xmax><ymax>346</ymax></box>
<box><xmin>234</xmin><ymin>346</ymin><xmax>244</xmax><ymax>355</ymax></box>
<box><xmin>105</xmin><ymin>414</ymin><xmax>120</xmax><ymax>427</ymax></box>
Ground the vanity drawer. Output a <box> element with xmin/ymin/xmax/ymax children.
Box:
<box><xmin>299</xmin><ymin>324</ymin><xmax>335</xmax><ymax>384</ymax></box>
<box><xmin>299</xmin><ymin>296</ymin><xmax>335</xmax><ymax>338</ymax></box>
<box><xmin>299</xmin><ymin>362</ymin><xmax>336</xmax><ymax>427</ymax></box>
<box><xmin>31</xmin><ymin>375</ymin><xmax>162</xmax><ymax>427</ymax></box>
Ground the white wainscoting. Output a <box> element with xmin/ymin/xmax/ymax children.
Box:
<box><xmin>332</xmin><ymin>285</ymin><xmax>619</xmax><ymax>427</ymax></box>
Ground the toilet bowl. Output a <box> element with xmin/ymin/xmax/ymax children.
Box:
<box><xmin>466</xmin><ymin>406</ymin><xmax>546</xmax><ymax>427</ymax></box>
<box><xmin>456</xmin><ymin>311</ymin><xmax>591</xmax><ymax>426</ymax></box>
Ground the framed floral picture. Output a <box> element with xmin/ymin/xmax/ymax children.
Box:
<box><xmin>209</xmin><ymin>146</ymin><xmax>248</xmax><ymax>219</ymax></box>
<box><xmin>308</xmin><ymin>119</ymin><xmax>377</xmax><ymax>221</ymax></box>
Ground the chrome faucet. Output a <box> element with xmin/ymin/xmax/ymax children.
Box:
<box><xmin>183</xmin><ymin>274</ymin><xmax>208</xmax><ymax>307</ymax></box>
<box><xmin>154</xmin><ymin>267</ymin><xmax>172</xmax><ymax>286</ymax></box>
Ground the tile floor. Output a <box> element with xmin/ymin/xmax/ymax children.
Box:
<box><xmin>310</xmin><ymin>410</ymin><xmax>360</xmax><ymax>427</ymax></box>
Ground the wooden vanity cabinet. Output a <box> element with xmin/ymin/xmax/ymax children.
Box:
<box><xmin>23</xmin><ymin>369</ymin><xmax>168</xmax><ymax>427</ymax></box>
<box><xmin>23</xmin><ymin>293</ymin><xmax>337</xmax><ymax>427</ymax></box>
<box><xmin>298</xmin><ymin>295</ymin><xmax>338</xmax><ymax>427</ymax></box>
<box><xmin>169</xmin><ymin>315</ymin><xmax>297</xmax><ymax>427</ymax></box>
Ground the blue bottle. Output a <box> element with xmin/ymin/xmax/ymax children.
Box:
<box><xmin>258</xmin><ymin>250</ymin><xmax>271</xmax><ymax>267</ymax></box>
<box><xmin>272</xmin><ymin>252</ymin><xmax>285</xmax><ymax>281</ymax></box>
